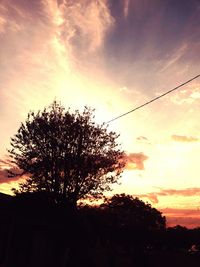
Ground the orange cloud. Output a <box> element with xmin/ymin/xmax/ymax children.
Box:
<box><xmin>159</xmin><ymin>188</ymin><xmax>200</xmax><ymax>197</ymax></box>
<box><xmin>0</xmin><ymin>159</ymin><xmax>22</xmax><ymax>184</ymax></box>
<box><xmin>172</xmin><ymin>134</ymin><xmax>199</xmax><ymax>142</ymax></box>
<box><xmin>125</xmin><ymin>152</ymin><xmax>148</xmax><ymax>170</ymax></box>
<box><xmin>136</xmin><ymin>188</ymin><xmax>200</xmax><ymax>204</ymax></box>
<box><xmin>132</xmin><ymin>193</ymin><xmax>200</xmax><ymax>228</ymax></box>
<box><xmin>134</xmin><ymin>193</ymin><xmax>159</xmax><ymax>204</ymax></box>
<box><xmin>160</xmin><ymin>208</ymin><xmax>200</xmax><ymax>228</ymax></box>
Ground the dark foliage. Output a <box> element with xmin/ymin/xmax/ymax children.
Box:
<box><xmin>102</xmin><ymin>194</ymin><xmax>166</xmax><ymax>231</ymax></box>
<box><xmin>0</xmin><ymin>192</ymin><xmax>200</xmax><ymax>267</ymax></box>
<box><xmin>8</xmin><ymin>102</ymin><xmax>125</xmax><ymax>205</ymax></box>
<box><xmin>79</xmin><ymin>194</ymin><xmax>166</xmax><ymax>247</ymax></box>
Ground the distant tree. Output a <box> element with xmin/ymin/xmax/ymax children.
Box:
<box><xmin>102</xmin><ymin>194</ymin><xmax>166</xmax><ymax>235</ymax></box>
<box><xmin>166</xmin><ymin>225</ymin><xmax>190</xmax><ymax>250</ymax></box>
<box><xmin>79</xmin><ymin>194</ymin><xmax>166</xmax><ymax>247</ymax></box>
<box><xmin>8</xmin><ymin>102</ymin><xmax>125</xmax><ymax>206</ymax></box>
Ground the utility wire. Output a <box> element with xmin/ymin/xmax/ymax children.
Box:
<box><xmin>106</xmin><ymin>74</ymin><xmax>200</xmax><ymax>124</ymax></box>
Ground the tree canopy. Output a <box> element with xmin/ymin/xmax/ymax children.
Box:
<box><xmin>8</xmin><ymin>102</ymin><xmax>125</xmax><ymax>205</ymax></box>
<box><xmin>102</xmin><ymin>194</ymin><xmax>166</xmax><ymax>231</ymax></box>
<box><xmin>78</xmin><ymin>194</ymin><xmax>166</xmax><ymax>248</ymax></box>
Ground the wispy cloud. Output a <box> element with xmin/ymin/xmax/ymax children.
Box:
<box><xmin>159</xmin><ymin>44</ymin><xmax>188</xmax><ymax>73</ymax></box>
<box><xmin>136</xmin><ymin>136</ymin><xmax>151</xmax><ymax>145</ymax></box>
<box><xmin>0</xmin><ymin>0</ymin><xmax>115</xmax><ymax>124</ymax></box>
<box><xmin>172</xmin><ymin>135</ymin><xmax>199</xmax><ymax>142</ymax></box>
<box><xmin>123</xmin><ymin>0</ymin><xmax>130</xmax><ymax>19</ymax></box>
<box><xmin>103</xmin><ymin>0</ymin><xmax>200</xmax><ymax>96</ymax></box>
<box><xmin>58</xmin><ymin>0</ymin><xmax>114</xmax><ymax>62</ymax></box>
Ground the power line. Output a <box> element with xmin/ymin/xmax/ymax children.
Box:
<box><xmin>106</xmin><ymin>74</ymin><xmax>200</xmax><ymax>124</ymax></box>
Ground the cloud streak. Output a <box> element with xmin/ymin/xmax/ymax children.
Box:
<box><xmin>136</xmin><ymin>188</ymin><xmax>200</xmax><ymax>204</ymax></box>
<box><xmin>123</xmin><ymin>0</ymin><xmax>130</xmax><ymax>19</ymax></box>
<box><xmin>104</xmin><ymin>0</ymin><xmax>200</xmax><ymax>96</ymax></box>
<box><xmin>136</xmin><ymin>136</ymin><xmax>151</xmax><ymax>145</ymax></box>
<box><xmin>135</xmin><ymin>189</ymin><xmax>200</xmax><ymax>228</ymax></box>
<box><xmin>160</xmin><ymin>208</ymin><xmax>200</xmax><ymax>228</ymax></box>
<box><xmin>172</xmin><ymin>135</ymin><xmax>199</xmax><ymax>142</ymax></box>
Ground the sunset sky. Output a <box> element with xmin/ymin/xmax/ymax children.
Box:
<box><xmin>0</xmin><ymin>0</ymin><xmax>200</xmax><ymax>228</ymax></box>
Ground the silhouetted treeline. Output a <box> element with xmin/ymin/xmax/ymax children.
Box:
<box><xmin>0</xmin><ymin>192</ymin><xmax>200</xmax><ymax>267</ymax></box>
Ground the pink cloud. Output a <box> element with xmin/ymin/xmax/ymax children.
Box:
<box><xmin>124</xmin><ymin>152</ymin><xmax>148</xmax><ymax>170</ymax></box>
<box><xmin>160</xmin><ymin>208</ymin><xmax>200</xmax><ymax>228</ymax></box>
<box><xmin>123</xmin><ymin>0</ymin><xmax>130</xmax><ymax>19</ymax></box>
<box><xmin>0</xmin><ymin>159</ymin><xmax>23</xmax><ymax>184</ymax></box>
<box><xmin>135</xmin><ymin>193</ymin><xmax>159</xmax><ymax>204</ymax></box>
<box><xmin>58</xmin><ymin>0</ymin><xmax>114</xmax><ymax>58</ymax></box>
<box><xmin>135</xmin><ymin>188</ymin><xmax>200</xmax><ymax>204</ymax></box>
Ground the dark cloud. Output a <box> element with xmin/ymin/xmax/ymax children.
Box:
<box><xmin>172</xmin><ymin>135</ymin><xmax>199</xmax><ymax>142</ymax></box>
<box><xmin>107</xmin><ymin>0</ymin><xmax>200</xmax><ymax>59</ymax></box>
<box><xmin>124</xmin><ymin>152</ymin><xmax>148</xmax><ymax>170</ymax></box>
<box><xmin>0</xmin><ymin>0</ymin><xmax>53</xmax><ymax>85</ymax></box>
<box><xmin>136</xmin><ymin>136</ymin><xmax>151</xmax><ymax>144</ymax></box>
<box><xmin>104</xmin><ymin>0</ymin><xmax>200</xmax><ymax>90</ymax></box>
<box><xmin>136</xmin><ymin>136</ymin><xmax>148</xmax><ymax>141</ymax></box>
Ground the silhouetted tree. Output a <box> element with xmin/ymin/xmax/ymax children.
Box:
<box><xmin>99</xmin><ymin>194</ymin><xmax>166</xmax><ymax>248</ymax></box>
<box><xmin>8</xmin><ymin>102</ymin><xmax>125</xmax><ymax>206</ymax></box>
<box><xmin>165</xmin><ymin>225</ymin><xmax>191</xmax><ymax>251</ymax></box>
<box><xmin>78</xmin><ymin>194</ymin><xmax>166</xmax><ymax>248</ymax></box>
<box><xmin>102</xmin><ymin>194</ymin><xmax>166</xmax><ymax>232</ymax></box>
